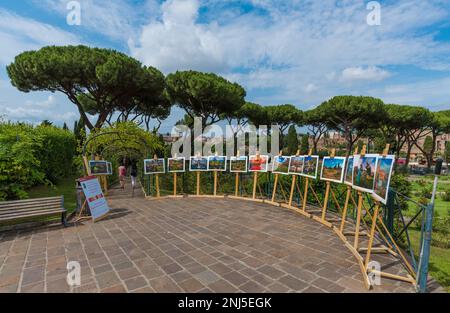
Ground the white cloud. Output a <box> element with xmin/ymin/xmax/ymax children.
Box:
<box><xmin>340</xmin><ymin>66</ymin><xmax>392</xmax><ymax>83</ymax></box>
<box><xmin>128</xmin><ymin>0</ymin><xmax>450</xmax><ymax>110</ymax></box>
<box><xmin>0</xmin><ymin>9</ymin><xmax>79</xmax><ymax>65</ymax></box>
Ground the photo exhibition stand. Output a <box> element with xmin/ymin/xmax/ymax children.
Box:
<box><xmin>138</xmin><ymin>146</ymin><xmax>417</xmax><ymax>290</ymax></box>
<box><xmin>266</xmin><ymin>151</ymin><xmax>289</xmax><ymax>207</ymax></box>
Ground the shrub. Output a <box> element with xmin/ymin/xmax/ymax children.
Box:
<box><xmin>0</xmin><ymin>122</ymin><xmax>76</xmax><ymax>200</ymax></box>
<box><xmin>390</xmin><ymin>173</ymin><xmax>411</xmax><ymax>211</ymax></box>
<box><xmin>441</xmin><ymin>189</ymin><xmax>450</xmax><ymax>202</ymax></box>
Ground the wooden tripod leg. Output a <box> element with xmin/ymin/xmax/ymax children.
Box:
<box><xmin>173</xmin><ymin>173</ymin><xmax>177</xmax><ymax>196</ymax></box>
<box><xmin>196</xmin><ymin>172</ymin><xmax>200</xmax><ymax>196</ymax></box>
<box><xmin>213</xmin><ymin>171</ymin><xmax>218</xmax><ymax>196</ymax></box>
<box><xmin>235</xmin><ymin>173</ymin><xmax>239</xmax><ymax>197</ymax></box>
<box><xmin>271</xmin><ymin>174</ymin><xmax>279</xmax><ymax>202</ymax></box>
<box><xmin>354</xmin><ymin>192</ymin><xmax>363</xmax><ymax>249</ymax></box>
<box><xmin>365</xmin><ymin>203</ymin><xmax>380</xmax><ymax>268</ymax></box>
<box><xmin>302</xmin><ymin>178</ymin><xmax>309</xmax><ymax>211</ymax></box>
<box><xmin>252</xmin><ymin>172</ymin><xmax>258</xmax><ymax>199</ymax></box>
<box><xmin>288</xmin><ymin>175</ymin><xmax>297</xmax><ymax>207</ymax></box>
<box><xmin>321</xmin><ymin>182</ymin><xmax>331</xmax><ymax>221</ymax></box>
<box><xmin>155</xmin><ymin>174</ymin><xmax>160</xmax><ymax>198</ymax></box>
<box><xmin>340</xmin><ymin>186</ymin><xmax>352</xmax><ymax>233</ymax></box>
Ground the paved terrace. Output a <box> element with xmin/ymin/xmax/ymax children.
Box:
<box><xmin>0</xmin><ymin>186</ymin><xmax>425</xmax><ymax>293</ymax></box>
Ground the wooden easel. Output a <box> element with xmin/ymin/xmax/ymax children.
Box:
<box><xmin>170</xmin><ymin>154</ymin><xmax>183</xmax><ymax>198</ymax></box>
<box><xmin>301</xmin><ymin>149</ymin><xmax>313</xmax><ymax>212</ymax></box>
<box><xmin>362</xmin><ymin>144</ymin><xmax>416</xmax><ymax>285</ymax></box>
<box><xmin>340</xmin><ymin>147</ymin><xmax>359</xmax><ymax>233</ymax></box>
<box><xmin>353</xmin><ymin>145</ymin><xmax>367</xmax><ymax>250</ymax></box>
<box><xmin>212</xmin><ymin>153</ymin><xmax>219</xmax><ymax>197</ymax></box>
<box><xmin>288</xmin><ymin>150</ymin><xmax>300</xmax><ymax>207</ymax></box>
<box><xmin>251</xmin><ymin>152</ymin><xmax>264</xmax><ymax>202</ymax></box>
<box><xmin>267</xmin><ymin>151</ymin><xmax>286</xmax><ymax>206</ymax></box>
<box><xmin>320</xmin><ymin>149</ymin><xmax>335</xmax><ymax>225</ymax></box>
<box><xmin>234</xmin><ymin>152</ymin><xmax>242</xmax><ymax>197</ymax></box>
<box><xmin>153</xmin><ymin>154</ymin><xmax>161</xmax><ymax>198</ymax></box>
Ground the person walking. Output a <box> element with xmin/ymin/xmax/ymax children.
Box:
<box><xmin>130</xmin><ymin>162</ymin><xmax>138</xmax><ymax>190</ymax></box>
<box><xmin>118</xmin><ymin>163</ymin><xmax>127</xmax><ymax>189</ymax></box>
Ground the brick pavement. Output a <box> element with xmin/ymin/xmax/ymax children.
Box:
<box><xmin>0</xmin><ymin>188</ymin><xmax>425</xmax><ymax>293</ymax></box>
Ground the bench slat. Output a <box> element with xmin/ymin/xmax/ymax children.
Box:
<box><xmin>0</xmin><ymin>200</ymin><xmax>62</xmax><ymax>211</ymax></box>
<box><xmin>0</xmin><ymin>196</ymin><xmax>63</xmax><ymax>206</ymax></box>
<box><xmin>0</xmin><ymin>205</ymin><xmax>64</xmax><ymax>216</ymax></box>
<box><xmin>0</xmin><ymin>210</ymin><xmax>65</xmax><ymax>222</ymax></box>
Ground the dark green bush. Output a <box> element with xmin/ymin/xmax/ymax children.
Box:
<box><xmin>390</xmin><ymin>173</ymin><xmax>412</xmax><ymax>211</ymax></box>
<box><xmin>0</xmin><ymin>122</ymin><xmax>76</xmax><ymax>200</ymax></box>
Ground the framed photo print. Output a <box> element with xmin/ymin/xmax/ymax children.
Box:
<box><xmin>89</xmin><ymin>160</ymin><xmax>109</xmax><ymax>175</ymax></box>
<box><xmin>144</xmin><ymin>158</ymin><xmax>165</xmax><ymax>175</ymax></box>
<box><xmin>301</xmin><ymin>155</ymin><xmax>319</xmax><ymax>179</ymax></box>
<box><xmin>168</xmin><ymin>157</ymin><xmax>186</xmax><ymax>173</ymax></box>
<box><xmin>248</xmin><ymin>155</ymin><xmax>269</xmax><ymax>172</ymax></box>
<box><xmin>320</xmin><ymin>157</ymin><xmax>346</xmax><ymax>183</ymax></box>
<box><xmin>230</xmin><ymin>156</ymin><xmax>248</xmax><ymax>173</ymax></box>
<box><xmin>207</xmin><ymin>156</ymin><xmax>227</xmax><ymax>171</ymax></box>
<box><xmin>352</xmin><ymin>154</ymin><xmax>378</xmax><ymax>193</ymax></box>
<box><xmin>189</xmin><ymin>156</ymin><xmax>208</xmax><ymax>171</ymax></box>
<box><xmin>372</xmin><ymin>155</ymin><xmax>395</xmax><ymax>204</ymax></box>
<box><xmin>288</xmin><ymin>156</ymin><xmax>304</xmax><ymax>175</ymax></box>
<box><xmin>272</xmin><ymin>156</ymin><xmax>290</xmax><ymax>175</ymax></box>
<box><xmin>344</xmin><ymin>156</ymin><xmax>359</xmax><ymax>186</ymax></box>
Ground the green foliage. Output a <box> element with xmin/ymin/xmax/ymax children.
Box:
<box><xmin>34</xmin><ymin>125</ymin><xmax>77</xmax><ymax>183</ymax></box>
<box><xmin>390</xmin><ymin>173</ymin><xmax>412</xmax><ymax>211</ymax></box>
<box><xmin>284</xmin><ymin>125</ymin><xmax>299</xmax><ymax>155</ymax></box>
<box><xmin>85</xmin><ymin>121</ymin><xmax>163</xmax><ymax>162</ymax></box>
<box><xmin>265</xmin><ymin>104</ymin><xmax>303</xmax><ymax>134</ymax></box>
<box><xmin>441</xmin><ymin>189</ymin><xmax>450</xmax><ymax>202</ymax></box>
<box><xmin>423</xmin><ymin>136</ymin><xmax>433</xmax><ymax>155</ymax></box>
<box><xmin>317</xmin><ymin>96</ymin><xmax>386</xmax><ymax>152</ymax></box>
<box><xmin>239</xmin><ymin>102</ymin><xmax>268</xmax><ymax>127</ymax></box>
<box><xmin>0</xmin><ymin>122</ymin><xmax>76</xmax><ymax>200</ymax></box>
<box><xmin>300</xmin><ymin>134</ymin><xmax>310</xmax><ymax>155</ymax></box>
<box><xmin>166</xmin><ymin>70</ymin><xmax>246</xmax><ymax>128</ymax></box>
<box><xmin>7</xmin><ymin>45</ymin><xmax>166</xmax><ymax>130</ymax></box>
<box><xmin>432</xmin><ymin>216</ymin><xmax>450</xmax><ymax>248</ymax></box>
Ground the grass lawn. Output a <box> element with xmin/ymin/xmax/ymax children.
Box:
<box><xmin>408</xmin><ymin>228</ymin><xmax>450</xmax><ymax>292</ymax></box>
<box><xmin>27</xmin><ymin>176</ymin><xmax>78</xmax><ymax>213</ymax></box>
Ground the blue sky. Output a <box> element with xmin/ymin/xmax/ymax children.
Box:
<box><xmin>0</xmin><ymin>0</ymin><xmax>450</xmax><ymax>133</ymax></box>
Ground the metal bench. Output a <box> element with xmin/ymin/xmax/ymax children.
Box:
<box><xmin>0</xmin><ymin>196</ymin><xmax>67</xmax><ymax>228</ymax></box>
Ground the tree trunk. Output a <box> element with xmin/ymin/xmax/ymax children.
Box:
<box><xmin>405</xmin><ymin>143</ymin><xmax>413</xmax><ymax>167</ymax></box>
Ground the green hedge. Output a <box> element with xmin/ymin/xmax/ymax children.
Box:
<box><xmin>0</xmin><ymin>122</ymin><xmax>76</xmax><ymax>200</ymax></box>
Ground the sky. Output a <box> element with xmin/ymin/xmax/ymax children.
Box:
<box><xmin>0</xmin><ymin>0</ymin><xmax>450</xmax><ymax>133</ymax></box>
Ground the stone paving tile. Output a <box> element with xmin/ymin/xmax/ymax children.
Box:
<box><xmin>0</xmin><ymin>190</ymin><xmax>427</xmax><ymax>293</ymax></box>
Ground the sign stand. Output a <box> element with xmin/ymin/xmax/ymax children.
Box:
<box><xmin>196</xmin><ymin>172</ymin><xmax>201</xmax><ymax>196</ymax></box>
<box><xmin>267</xmin><ymin>151</ymin><xmax>284</xmax><ymax>206</ymax></box>
<box><xmin>340</xmin><ymin>147</ymin><xmax>359</xmax><ymax>233</ymax></box>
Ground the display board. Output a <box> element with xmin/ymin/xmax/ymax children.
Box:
<box><xmin>190</xmin><ymin>156</ymin><xmax>208</xmax><ymax>171</ymax></box>
<box><xmin>208</xmin><ymin>156</ymin><xmax>227</xmax><ymax>171</ymax></box>
<box><xmin>320</xmin><ymin>157</ymin><xmax>346</xmax><ymax>183</ymax></box>
<box><xmin>168</xmin><ymin>157</ymin><xmax>186</xmax><ymax>173</ymax></box>
<box><xmin>288</xmin><ymin>156</ymin><xmax>304</xmax><ymax>175</ymax></box>
<box><xmin>89</xmin><ymin>160</ymin><xmax>109</xmax><ymax>175</ymax></box>
<box><xmin>248</xmin><ymin>155</ymin><xmax>269</xmax><ymax>172</ymax></box>
<box><xmin>230</xmin><ymin>156</ymin><xmax>248</xmax><ymax>172</ymax></box>
<box><xmin>79</xmin><ymin>176</ymin><xmax>111</xmax><ymax>221</ymax></box>
<box><xmin>272</xmin><ymin>155</ymin><xmax>290</xmax><ymax>175</ymax></box>
<box><xmin>144</xmin><ymin>158</ymin><xmax>165</xmax><ymax>175</ymax></box>
<box><xmin>372</xmin><ymin>155</ymin><xmax>395</xmax><ymax>204</ymax></box>
<box><xmin>352</xmin><ymin>154</ymin><xmax>378</xmax><ymax>193</ymax></box>
<box><xmin>302</xmin><ymin>155</ymin><xmax>319</xmax><ymax>179</ymax></box>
